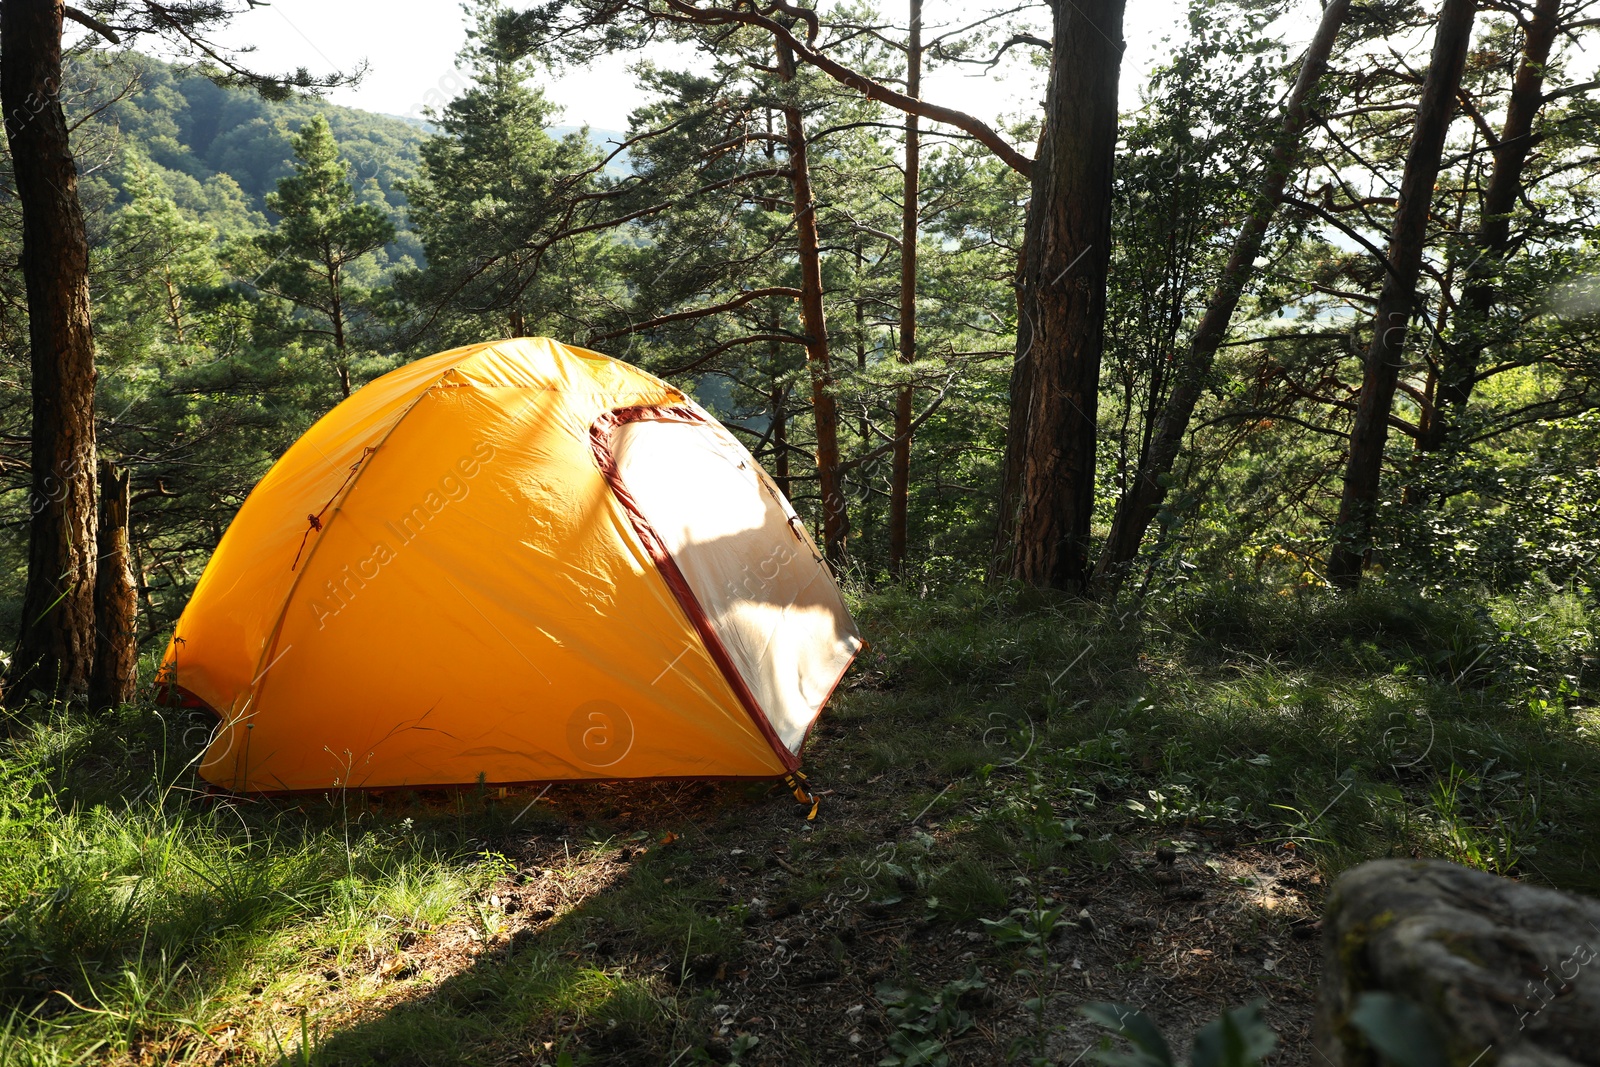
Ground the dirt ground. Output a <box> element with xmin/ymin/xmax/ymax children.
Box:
<box><xmin>257</xmin><ymin>771</ymin><xmax>1328</xmax><ymax>1066</ymax></box>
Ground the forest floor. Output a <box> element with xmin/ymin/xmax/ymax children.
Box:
<box><xmin>1</xmin><ymin>582</ymin><xmax>1596</xmax><ymax>1065</ymax></box>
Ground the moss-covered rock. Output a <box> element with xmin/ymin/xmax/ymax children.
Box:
<box><xmin>1316</xmin><ymin>859</ymin><xmax>1600</xmax><ymax>1065</ymax></box>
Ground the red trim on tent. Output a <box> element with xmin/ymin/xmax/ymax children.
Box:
<box><xmin>590</xmin><ymin>404</ymin><xmax>803</xmax><ymax>773</ymax></box>
<box><xmin>155</xmin><ymin>681</ymin><xmax>210</xmax><ymax>709</ymax></box>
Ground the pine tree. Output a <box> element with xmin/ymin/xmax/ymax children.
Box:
<box><xmin>399</xmin><ymin>0</ymin><xmax>612</xmax><ymax>346</ymax></box>
<box><xmin>98</xmin><ymin>151</ymin><xmax>221</xmax><ymax>350</ymax></box>
<box><xmin>252</xmin><ymin>115</ymin><xmax>395</xmax><ymax>398</ymax></box>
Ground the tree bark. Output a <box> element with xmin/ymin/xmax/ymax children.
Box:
<box><xmin>1423</xmin><ymin>0</ymin><xmax>1559</xmax><ymax>451</ymax></box>
<box><xmin>889</xmin><ymin>0</ymin><xmax>921</xmax><ymax>578</ymax></box>
<box><xmin>2</xmin><ymin>0</ymin><xmax>100</xmax><ymax>702</ymax></box>
<box><xmin>1002</xmin><ymin>0</ymin><xmax>1125</xmax><ymax>592</ymax></box>
<box><xmin>329</xmin><ymin>260</ymin><xmax>351</xmax><ymax>398</ymax></box>
<box><xmin>89</xmin><ymin>460</ymin><xmax>137</xmax><ymax>710</ymax></box>
<box><xmin>991</xmin><ymin>254</ymin><xmax>1034</xmax><ymax>578</ymax></box>
<box><xmin>771</xmin><ymin>381</ymin><xmax>790</xmax><ymax>499</ymax></box>
<box><xmin>1328</xmin><ymin>0</ymin><xmax>1476</xmax><ymax>589</ymax></box>
<box><xmin>1094</xmin><ymin>0</ymin><xmax>1351</xmax><ymax>588</ymax></box>
<box><xmin>777</xmin><ymin>39</ymin><xmax>849</xmax><ymax>564</ymax></box>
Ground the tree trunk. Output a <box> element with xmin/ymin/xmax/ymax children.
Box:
<box><xmin>2</xmin><ymin>0</ymin><xmax>100</xmax><ymax>703</ymax></box>
<box><xmin>1327</xmin><ymin>0</ymin><xmax>1476</xmax><ymax>589</ymax></box>
<box><xmin>777</xmin><ymin>39</ymin><xmax>849</xmax><ymax>565</ymax></box>
<box><xmin>991</xmin><ymin>256</ymin><xmax>1034</xmax><ymax>578</ymax></box>
<box><xmin>1002</xmin><ymin>0</ymin><xmax>1125</xmax><ymax>592</ymax></box>
<box><xmin>329</xmin><ymin>261</ymin><xmax>351</xmax><ymax>398</ymax></box>
<box><xmin>1094</xmin><ymin>0</ymin><xmax>1351</xmax><ymax>588</ymax></box>
<box><xmin>771</xmin><ymin>381</ymin><xmax>790</xmax><ymax>498</ymax></box>
<box><xmin>889</xmin><ymin>0</ymin><xmax>922</xmax><ymax>577</ymax></box>
<box><xmin>89</xmin><ymin>460</ymin><xmax>137</xmax><ymax>710</ymax></box>
<box><xmin>162</xmin><ymin>267</ymin><xmax>186</xmax><ymax>342</ymax></box>
<box><xmin>131</xmin><ymin>532</ymin><xmax>157</xmax><ymax>634</ymax></box>
<box><xmin>1423</xmin><ymin>0</ymin><xmax>1559</xmax><ymax>451</ymax></box>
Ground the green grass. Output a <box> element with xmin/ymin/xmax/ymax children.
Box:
<box><xmin>856</xmin><ymin>580</ymin><xmax>1597</xmax><ymax>885</ymax></box>
<box><xmin>0</xmin><ymin>580</ymin><xmax>1594</xmax><ymax>1063</ymax></box>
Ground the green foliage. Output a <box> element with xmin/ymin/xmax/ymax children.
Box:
<box><xmin>248</xmin><ymin>114</ymin><xmax>397</xmax><ymax>396</ymax></box>
<box><xmin>0</xmin><ymin>700</ymin><xmax>503</xmax><ymax>1061</ymax></box>
<box><xmin>1347</xmin><ymin>992</ymin><xmax>1447</xmax><ymax>1067</ymax></box>
<box><xmin>1082</xmin><ymin>1001</ymin><xmax>1276</xmax><ymax>1067</ymax></box>
<box><xmin>853</xmin><ymin>579</ymin><xmax>1600</xmax><ymax>890</ymax></box>
<box><xmin>70</xmin><ymin>50</ymin><xmax>422</xmax><ymax>241</ymax></box>
<box><xmin>396</xmin><ymin>0</ymin><xmax>615</xmax><ymax>347</ymax></box>
<box><xmin>875</xmin><ymin>974</ymin><xmax>985</xmax><ymax>1067</ymax></box>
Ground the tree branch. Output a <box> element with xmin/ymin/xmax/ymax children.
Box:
<box><xmin>930</xmin><ymin>32</ymin><xmax>1051</xmax><ymax>70</ymax></box>
<box><xmin>659</xmin><ymin>0</ymin><xmax>1034</xmax><ymax>177</ymax></box>
<box><xmin>661</xmin><ymin>333</ymin><xmax>807</xmax><ymax>375</ymax></box>
<box><xmin>587</xmin><ymin>287</ymin><xmax>803</xmax><ymax>344</ymax></box>
<box><xmin>1545</xmin><ymin>78</ymin><xmax>1600</xmax><ymax>101</ymax></box>
<box><xmin>64</xmin><ymin>5</ymin><xmax>121</xmax><ymax>43</ymax></box>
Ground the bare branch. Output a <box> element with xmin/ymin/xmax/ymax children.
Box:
<box><xmin>63</xmin><ymin>5</ymin><xmax>121</xmax><ymax>43</ymax></box>
<box><xmin>658</xmin><ymin>0</ymin><xmax>1034</xmax><ymax>176</ymax></box>
<box><xmin>587</xmin><ymin>287</ymin><xmax>803</xmax><ymax>344</ymax></box>
<box><xmin>930</xmin><ymin>32</ymin><xmax>1051</xmax><ymax>70</ymax></box>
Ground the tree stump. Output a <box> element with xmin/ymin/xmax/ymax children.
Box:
<box><xmin>1317</xmin><ymin>859</ymin><xmax>1600</xmax><ymax>1065</ymax></box>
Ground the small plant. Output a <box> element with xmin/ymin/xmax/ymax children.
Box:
<box><xmin>726</xmin><ymin>1033</ymin><xmax>759</xmax><ymax>1063</ymax></box>
<box><xmin>269</xmin><ymin>1009</ymin><xmax>321</xmax><ymax>1066</ymax></box>
<box><xmin>925</xmin><ymin>857</ymin><xmax>1009</xmax><ymax>923</ymax></box>
<box><xmin>981</xmin><ymin>897</ymin><xmax>1068</xmax><ymax>1064</ymax></box>
<box><xmin>1346</xmin><ymin>992</ymin><xmax>1446</xmax><ymax>1067</ymax></box>
<box><xmin>1081</xmin><ymin>1000</ymin><xmax>1277</xmax><ymax>1066</ymax></box>
<box><xmin>875</xmin><ymin>974</ymin><xmax>986</xmax><ymax>1067</ymax></box>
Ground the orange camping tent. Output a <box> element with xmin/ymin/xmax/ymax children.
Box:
<box><xmin>159</xmin><ymin>337</ymin><xmax>862</xmax><ymax>792</ymax></box>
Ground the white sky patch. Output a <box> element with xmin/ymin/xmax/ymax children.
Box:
<box><xmin>183</xmin><ymin>0</ymin><xmax>1191</xmax><ymax>131</ymax></box>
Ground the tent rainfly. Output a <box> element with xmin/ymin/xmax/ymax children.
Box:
<box><xmin>160</xmin><ymin>337</ymin><xmax>863</xmax><ymax>793</ymax></box>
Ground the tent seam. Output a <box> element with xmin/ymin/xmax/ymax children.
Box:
<box><xmin>589</xmin><ymin>404</ymin><xmax>801</xmax><ymax>773</ymax></box>
<box><xmin>235</xmin><ymin>363</ymin><xmax>467</xmax><ymax>785</ymax></box>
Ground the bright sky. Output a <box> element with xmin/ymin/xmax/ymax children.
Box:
<box><xmin>202</xmin><ymin>0</ymin><xmax>1195</xmax><ymax>131</ymax></box>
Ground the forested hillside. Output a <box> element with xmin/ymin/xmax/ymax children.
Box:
<box><xmin>76</xmin><ymin>52</ymin><xmax>425</xmax><ymax>247</ymax></box>
<box><xmin>0</xmin><ymin>0</ymin><xmax>1596</xmax><ymax>1061</ymax></box>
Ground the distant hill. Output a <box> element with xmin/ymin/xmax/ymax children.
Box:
<box><xmin>79</xmin><ymin>54</ymin><xmax>634</xmax><ymax>263</ymax></box>
<box><xmin>80</xmin><ymin>52</ymin><xmax>428</xmax><ymax>268</ymax></box>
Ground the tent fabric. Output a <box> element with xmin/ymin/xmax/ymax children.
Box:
<box><xmin>159</xmin><ymin>337</ymin><xmax>863</xmax><ymax>792</ymax></box>
<box><xmin>601</xmin><ymin>412</ymin><xmax>858</xmax><ymax>752</ymax></box>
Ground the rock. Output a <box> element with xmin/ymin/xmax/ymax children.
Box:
<box><xmin>1316</xmin><ymin>859</ymin><xmax>1600</xmax><ymax>1065</ymax></box>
